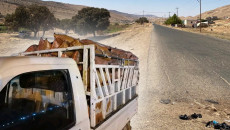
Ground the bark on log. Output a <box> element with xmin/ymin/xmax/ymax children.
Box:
<box><xmin>25</xmin><ymin>45</ymin><xmax>38</xmax><ymax>52</ymax></box>
<box><xmin>38</xmin><ymin>38</ymin><xmax>51</xmax><ymax>50</ymax></box>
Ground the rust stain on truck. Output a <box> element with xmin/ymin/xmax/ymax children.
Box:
<box><xmin>106</xmin><ymin>99</ymin><xmax>111</xmax><ymax>112</ymax></box>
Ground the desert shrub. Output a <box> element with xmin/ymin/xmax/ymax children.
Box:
<box><xmin>104</xmin><ymin>23</ymin><xmax>129</xmax><ymax>33</ymax></box>
<box><xmin>135</xmin><ymin>17</ymin><xmax>149</xmax><ymax>24</ymax></box>
<box><xmin>0</xmin><ymin>25</ymin><xmax>8</xmax><ymax>33</ymax></box>
<box><xmin>165</xmin><ymin>14</ymin><xmax>182</xmax><ymax>25</ymax></box>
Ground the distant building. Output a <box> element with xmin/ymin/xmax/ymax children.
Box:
<box><xmin>206</xmin><ymin>17</ymin><xmax>212</xmax><ymax>21</ymax></box>
<box><xmin>205</xmin><ymin>16</ymin><xmax>218</xmax><ymax>24</ymax></box>
<box><xmin>197</xmin><ymin>22</ymin><xmax>209</xmax><ymax>28</ymax></box>
<box><xmin>223</xmin><ymin>16</ymin><xmax>230</xmax><ymax>19</ymax></box>
<box><xmin>212</xmin><ymin>16</ymin><xmax>218</xmax><ymax>20</ymax></box>
<box><xmin>184</xmin><ymin>19</ymin><xmax>197</xmax><ymax>28</ymax></box>
<box><xmin>206</xmin><ymin>16</ymin><xmax>218</xmax><ymax>21</ymax></box>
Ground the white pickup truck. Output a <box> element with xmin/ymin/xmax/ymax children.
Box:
<box><xmin>0</xmin><ymin>44</ymin><xmax>139</xmax><ymax>130</ymax></box>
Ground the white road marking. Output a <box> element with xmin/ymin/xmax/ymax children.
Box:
<box><xmin>213</xmin><ymin>70</ymin><xmax>230</xmax><ymax>86</ymax></box>
<box><xmin>192</xmin><ymin>55</ymin><xmax>200</xmax><ymax>62</ymax></box>
<box><xmin>220</xmin><ymin>77</ymin><xmax>230</xmax><ymax>86</ymax></box>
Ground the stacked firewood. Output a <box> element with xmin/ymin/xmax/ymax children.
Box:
<box><xmin>25</xmin><ymin>34</ymin><xmax>139</xmax><ymax>123</ymax></box>
<box><xmin>25</xmin><ymin>34</ymin><xmax>138</xmax><ymax>66</ymax></box>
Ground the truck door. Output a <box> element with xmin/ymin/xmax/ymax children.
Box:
<box><xmin>0</xmin><ymin>69</ymin><xmax>76</xmax><ymax>130</ymax></box>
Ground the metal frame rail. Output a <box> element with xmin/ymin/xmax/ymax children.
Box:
<box><xmin>18</xmin><ymin>45</ymin><xmax>139</xmax><ymax>128</ymax></box>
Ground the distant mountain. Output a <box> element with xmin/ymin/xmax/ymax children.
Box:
<box><xmin>0</xmin><ymin>0</ymin><xmax>86</xmax><ymax>19</ymax></box>
<box><xmin>0</xmin><ymin>0</ymin><xmax>152</xmax><ymax>23</ymax></box>
<box><xmin>180</xmin><ymin>5</ymin><xmax>230</xmax><ymax>20</ymax></box>
<box><xmin>110</xmin><ymin>10</ymin><xmax>157</xmax><ymax>19</ymax></box>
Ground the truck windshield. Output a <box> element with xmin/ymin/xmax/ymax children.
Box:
<box><xmin>0</xmin><ymin>70</ymin><xmax>75</xmax><ymax>130</ymax></box>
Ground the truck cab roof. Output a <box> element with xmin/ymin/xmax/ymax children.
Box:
<box><xmin>0</xmin><ymin>56</ymin><xmax>76</xmax><ymax>73</ymax></box>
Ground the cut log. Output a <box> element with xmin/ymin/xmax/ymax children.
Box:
<box><xmin>54</xmin><ymin>33</ymin><xmax>75</xmax><ymax>43</ymax></box>
<box><xmin>51</xmin><ymin>39</ymin><xmax>61</xmax><ymax>49</ymax></box>
<box><xmin>25</xmin><ymin>45</ymin><xmax>38</xmax><ymax>52</ymax></box>
<box><xmin>38</xmin><ymin>38</ymin><xmax>51</xmax><ymax>50</ymax></box>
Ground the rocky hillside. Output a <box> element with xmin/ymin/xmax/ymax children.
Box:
<box><xmin>199</xmin><ymin>4</ymin><xmax>230</xmax><ymax>19</ymax></box>
<box><xmin>180</xmin><ymin>5</ymin><xmax>230</xmax><ymax>20</ymax></box>
<box><xmin>0</xmin><ymin>0</ymin><xmax>144</xmax><ymax>23</ymax></box>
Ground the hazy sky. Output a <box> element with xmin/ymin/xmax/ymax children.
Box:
<box><xmin>43</xmin><ymin>0</ymin><xmax>230</xmax><ymax>17</ymax></box>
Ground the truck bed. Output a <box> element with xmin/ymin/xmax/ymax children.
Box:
<box><xmin>19</xmin><ymin>36</ymin><xmax>139</xmax><ymax>128</ymax></box>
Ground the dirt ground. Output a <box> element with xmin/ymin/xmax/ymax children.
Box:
<box><xmin>0</xmin><ymin>28</ymin><xmax>91</xmax><ymax>56</ymax></box>
<box><xmin>1</xmin><ymin>23</ymin><xmax>230</xmax><ymax>129</ymax></box>
<box><xmin>97</xmin><ymin>24</ymin><xmax>230</xmax><ymax>130</ymax></box>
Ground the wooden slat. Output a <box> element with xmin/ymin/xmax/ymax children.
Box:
<box><xmin>112</xmin><ymin>68</ymin><xmax>117</xmax><ymax>110</ymax></box>
<box><xmin>118</xmin><ymin>68</ymin><xmax>121</xmax><ymax>92</ymax></box>
<box><xmin>120</xmin><ymin>68</ymin><xmax>125</xmax><ymax>91</ymax></box>
<box><xmin>95</xmin><ymin>72</ymin><xmax>105</xmax><ymax>98</ymax></box>
<box><xmin>83</xmin><ymin>47</ymin><xmax>88</xmax><ymax>91</ymax></box>
<box><xmin>99</xmin><ymin>68</ymin><xmax>109</xmax><ymax>96</ymax></box>
<box><xmin>89</xmin><ymin>45</ymin><xmax>96</xmax><ymax>127</ymax></box>
<box><xmin>122</xmin><ymin>68</ymin><xmax>128</xmax><ymax>104</ymax></box>
<box><xmin>105</xmin><ymin>68</ymin><xmax>112</xmax><ymax>94</ymax></box>
<box><xmin>122</xmin><ymin>68</ymin><xmax>128</xmax><ymax>90</ymax></box>
<box><xmin>127</xmin><ymin>68</ymin><xmax>133</xmax><ymax>88</ymax></box>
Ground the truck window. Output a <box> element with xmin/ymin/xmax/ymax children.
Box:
<box><xmin>0</xmin><ymin>70</ymin><xmax>75</xmax><ymax>130</ymax></box>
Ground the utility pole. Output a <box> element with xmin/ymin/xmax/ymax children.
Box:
<box><xmin>197</xmin><ymin>0</ymin><xmax>202</xmax><ymax>32</ymax></box>
<box><xmin>176</xmin><ymin>8</ymin><xmax>179</xmax><ymax>16</ymax></box>
<box><xmin>143</xmin><ymin>10</ymin><xmax>145</xmax><ymax>17</ymax></box>
<box><xmin>200</xmin><ymin>0</ymin><xmax>202</xmax><ymax>33</ymax></box>
<box><xmin>168</xmin><ymin>12</ymin><xmax>171</xmax><ymax>18</ymax></box>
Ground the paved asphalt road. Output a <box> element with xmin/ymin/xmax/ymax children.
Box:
<box><xmin>132</xmin><ymin>24</ymin><xmax>230</xmax><ymax>129</ymax></box>
<box><xmin>148</xmin><ymin>24</ymin><xmax>230</xmax><ymax>102</ymax></box>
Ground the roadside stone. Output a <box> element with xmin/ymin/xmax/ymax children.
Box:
<box><xmin>214</xmin><ymin>112</ymin><xmax>220</xmax><ymax>116</ymax></box>
<box><xmin>211</xmin><ymin>104</ymin><xmax>218</xmax><ymax>112</ymax></box>
<box><xmin>205</xmin><ymin>104</ymin><xmax>217</xmax><ymax>112</ymax></box>
<box><xmin>205</xmin><ymin>99</ymin><xmax>219</xmax><ymax>104</ymax></box>
<box><xmin>160</xmin><ymin>99</ymin><xmax>171</xmax><ymax>104</ymax></box>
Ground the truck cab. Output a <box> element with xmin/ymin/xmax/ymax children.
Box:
<box><xmin>0</xmin><ymin>54</ymin><xmax>139</xmax><ymax>130</ymax></box>
<box><xmin>0</xmin><ymin>57</ymin><xmax>90</xmax><ymax>130</ymax></box>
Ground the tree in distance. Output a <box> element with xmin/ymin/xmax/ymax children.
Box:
<box><xmin>5</xmin><ymin>5</ymin><xmax>56</xmax><ymax>38</ymax></box>
<box><xmin>0</xmin><ymin>12</ymin><xmax>3</xmax><ymax>18</ymax></box>
<box><xmin>5</xmin><ymin>13</ymin><xmax>17</xmax><ymax>31</ymax></box>
<box><xmin>41</xmin><ymin>11</ymin><xmax>56</xmax><ymax>37</ymax></box>
<box><xmin>72</xmin><ymin>7</ymin><xmax>110</xmax><ymax>37</ymax></box>
<box><xmin>164</xmin><ymin>14</ymin><xmax>182</xmax><ymax>25</ymax></box>
<box><xmin>5</xmin><ymin>6</ymin><xmax>30</xmax><ymax>31</ymax></box>
<box><xmin>57</xmin><ymin>19</ymin><xmax>73</xmax><ymax>34</ymax></box>
<box><xmin>135</xmin><ymin>17</ymin><xmax>149</xmax><ymax>24</ymax></box>
<box><xmin>27</xmin><ymin>4</ymin><xmax>56</xmax><ymax>38</ymax></box>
